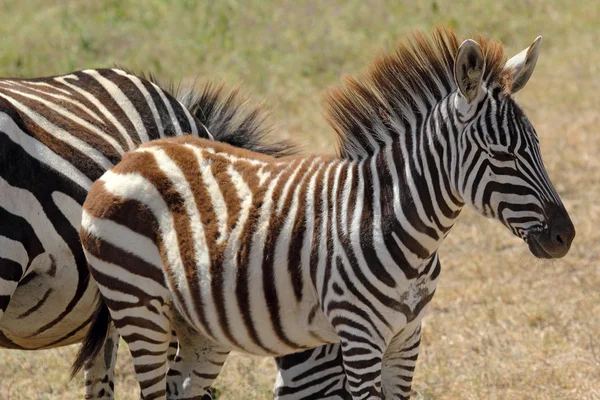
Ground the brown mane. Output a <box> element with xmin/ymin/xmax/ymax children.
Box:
<box><xmin>325</xmin><ymin>26</ymin><xmax>511</xmax><ymax>159</ymax></box>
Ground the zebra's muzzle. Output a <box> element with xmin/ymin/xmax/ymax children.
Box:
<box><xmin>527</xmin><ymin>205</ymin><xmax>575</xmax><ymax>259</ymax></box>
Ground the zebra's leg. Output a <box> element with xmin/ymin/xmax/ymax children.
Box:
<box><xmin>274</xmin><ymin>344</ymin><xmax>350</xmax><ymax>400</ymax></box>
<box><xmin>83</xmin><ymin>323</ymin><xmax>120</xmax><ymax>399</ymax></box>
<box><xmin>107</xmin><ymin>301</ymin><xmax>172</xmax><ymax>400</ymax></box>
<box><xmin>166</xmin><ymin>329</ymin><xmax>184</xmax><ymax>398</ymax></box>
<box><xmin>166</xmin><ymin>330</ymin><xmax>217</xmax><ymax>400</ymax></box>
<box><xmin>337</xmin><ymin>335</ymin><xmax>384</xmax><ymax>400</ymax></box>
<box><xmin>166</xmin><ymin>314</ymin><xmax>229</xmax><ymax>400</ymax></box>
<box><xmin>381</xmin><ymin>325</ymin><xmax>422</xmax><ymax>400</ymax></box>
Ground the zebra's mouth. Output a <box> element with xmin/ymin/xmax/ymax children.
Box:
<box><xmin>526</xmin><ymin>235</ymin><xmax>553</xmax><ymax>259</ymax></box>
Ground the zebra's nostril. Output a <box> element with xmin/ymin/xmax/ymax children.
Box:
<box><xmin>556</xmin><ymin>234</ymin><xmax>563</xmax><ymax>244</ymax></box>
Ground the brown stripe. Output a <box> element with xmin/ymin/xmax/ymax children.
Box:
<box><xmin>83</xmin><ymin>179</ymin><xmax>159</xmax><ymax>241</ymax></box>
<box><xmin>0</xmin><ymin>92</ymin><xmax>110</xmax><ymax>181</ymax></box>
<box><xmin>69</xmin><ymin>70</ymin><xmax>143</xmax><ymax>149</ymax></box>
<box><xmin>110</xmin><ymin>151</ymin><xmax>201</xmax><ymax>332</ymax></box>
<box><xmin>233</xmin><ymin>160</ymin><xmax>277</xmax><ymax>353</ymax></box>
<box><xmin>80</xmin><ymin>229</ymin><xmax>165</xmax><ymax>286</ymax></box>
<box><xmin>138</xmin><ymin>135</ymin><xmax>276</xmax><ymax>162</ymax></box>
<box><xmin>260</xmin><ymin>160</ymin><xmax>306</xmax><ymax>349</ymax></box>
<box><xmin>309</xmin><ymin>161</ymin><xmax>328</xmax><ymax>287</ymax></box>
<box><xmin>163</xmin><ymin>144</ymin><xmax>242</xmax><ymax>348</ymax></box>
<box><xmin>286</xmin><ymin>159</ymin><xmax>320</xmax><ymax>302</ymax></box>
<box><xmin>138</xmin><ymin>149</ymin><xmax>216</xmax><ymax>340</ymax></box>
<box><xmin>0</xmin><ymin>82</ymin><xmax>123</xmax><ymax>164</ymax></box>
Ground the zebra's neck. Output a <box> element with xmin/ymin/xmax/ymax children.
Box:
<box><xmin>315</xmin><ymin>94</ymin><xmax>465</xmax><ymax>289</ymax></box>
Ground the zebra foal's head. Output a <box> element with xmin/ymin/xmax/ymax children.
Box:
<box><xmin>452</xmin><ymin>36</ymin><xmax>574</xmax><ymax>258</ymax></box>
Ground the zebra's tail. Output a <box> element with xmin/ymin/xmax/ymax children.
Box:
<box><xmin>70</xmin><ymin>296</ymin><xmax>111</xmax><ymax>379</ymax></box>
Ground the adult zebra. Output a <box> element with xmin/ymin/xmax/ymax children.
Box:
<box><xmin>0</xmin><ymin>68</ymin><xmax>291</xmax><ymax>399</ymax></box>
<box><xmin>74</xmin><ymin>28</ymin><xmax>574</xmax><ymax>400</ymax></box>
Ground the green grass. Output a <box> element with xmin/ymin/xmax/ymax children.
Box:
<box><xmin>0</xmin><ymin>1</ymin><xmax>599</xmax><ymax>399</ymax></box>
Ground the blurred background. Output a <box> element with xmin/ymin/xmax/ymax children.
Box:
<box><xmin>0</xmin><ymin>1</ymin><xmax>598</xmax><ymax>399</ymax></box>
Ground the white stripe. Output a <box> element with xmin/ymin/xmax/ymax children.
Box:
<box><xmin>0</xmin><ymin>112</ymin><xmax>92</xmax><ymax>190</ymax></box>
<box><xmin>81</xmin><ymin>210</ymin><xmax>162</xmax><ymax>270</ymax></box>
<box><xmin>52</xmin><ymin>192</ymin><xmax>82</xmax><ymax>231</ymax></box>
<box><xmin>54</xmin><ymin>74</ymin><xmax>136</xmax><ymax>150</ymax></box>
<box><xmin>0</xmin><ymin>236</ymin><xmax>28</xmax><ymax>267</ymax></box>
<box><xmin>82</xmin><ymin>69</ymin><xmax>150</xmax><ymax>143</ymax></box>
<box><xmin>137</xmin><ymin>147</ymin><xmax>214</xmax><ymax>335</ymax></box>
<box><xmin>146</xmin><ymin>81</ymin><xmax>183</xmax><ymax>135</ymax></box>
<box><xmin>112</xmin><ymin>69</ymin><xmax>166</xmax><ymax>138</ymax></box>
<box><xmin>0</xmin><ymin>175</ymin><xmax>79</xmax><ymax>311</ymax></box>
<box><xmin>187</xmin><ymin>145</ymin><xmax>229</xmax><ymax>244</ymax></box>
<box><xmin>9</xmin><ymin>81</ymin><xmax>104</xmax><ymax>123</ymax></box>
<box><xmin>85</xmin><ymin>251</ymin><xmax>167</xmax><ymax>302</ymax></box>
<box><xmin>276</xmin><ymin>159</ymin><xmax>306</xmax><ymax>213</ymax></box>
<box><xmin>247</xmin><ymin>170</ymin><xmax>291</xmax><ymax>353</ymax></box>
<box><xmin>20</xmin><ymin>80</ymin><xmax>72</xmax><ymax>96</ymax></box>
<box><xmin>221</xmin><ymin>164</ymin><xmax>266</xmax><ymax>354</ymax></box>
<box><xmin>0</xmin><ymin>277</ymin><xmax>20</xmax><ymax>290</ymax></box>
<box><xmin>0</xmin><ymin>93</ymin><xmax>115</xmax><ymax>171</ymax></box>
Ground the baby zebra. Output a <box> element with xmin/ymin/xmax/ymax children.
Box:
<box><xmin>75</xmin><ymin>28</ymin><xmax>574</xmax><ymax>400</ymax></box>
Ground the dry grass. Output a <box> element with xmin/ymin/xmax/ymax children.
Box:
<box><xmin>0</xmin><ymin>1</ymin><xmax>598</xmax><ymax>399</ymax></box>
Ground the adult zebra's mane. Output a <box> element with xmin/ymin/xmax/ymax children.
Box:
<box><xmin>117</xmin><ymin>67</ymin><xmax>296</xmax><ymax>158</ymax></box>
<box><xmin>326</xmin><ymin>27</ymin><xmax>511</xmax><ymax>160</ymax></box>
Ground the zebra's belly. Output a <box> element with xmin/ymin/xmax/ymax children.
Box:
<box><xmin>0</xmin><ymin>252</ymin><xmax>97</xmax><ymax>349</ymax></box>
<box><xmin>175</xmin><ymin>292</ymin><xmax>338</xmax><ymax>357</ymax></box>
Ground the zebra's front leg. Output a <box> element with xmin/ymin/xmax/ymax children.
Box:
<box><xmin>83</xmin><ymin>323</ymin><xmax>120</xmax><ymax>399</ymax></box>
<box><xmin>381</xmin><ymin>325</ymin><xmax>422</xmax><ymax>399</ymax></box>
<box><xmin>167</xmin><ymin>330</ymin><xmax>218</xmax><ymax>400</ymax></box>
<box><xmin>338</xmin><ymin>334</ymin><xmax>385</xmax><ymax>400</ymax></box>
<box><xmin>274</xmin><ymin>344</ymin><xmax>349</xmax><ymax>399</ymax></box>
<box><xmin>166</xmin><ymin>314</ymin><xmax>229</xmax><ymax>399</ymax></box>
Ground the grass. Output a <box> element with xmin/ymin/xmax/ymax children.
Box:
<box><xmin>0</xmin><ymin>0</ymin><xmax>599</xmax><ymax>399</ymax></box>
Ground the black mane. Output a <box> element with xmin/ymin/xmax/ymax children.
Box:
<box><xmin>117</xmin><ymin>67</ymin><xmax>297</xmax><ymax>158</ymax></box>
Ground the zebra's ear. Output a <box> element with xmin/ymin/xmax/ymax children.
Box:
<box><xmin>454</xmin><ymin>39</ymin><xmax>486</xmax><ymax>103</ymax></box>
<box><xmin>505</xmin><ymin>36</ymin><xmax>542</xmax><ymax>93</ymax></box>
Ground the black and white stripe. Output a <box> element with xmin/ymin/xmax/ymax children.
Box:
<box><xmin>74</xmin><ymin>29</ymin><xmax>574</xmax><ymax>400</ymax></box>
<box><xmin>0</xmin><ymin>68</ymin><xmax>290</xmax><ymax>399</ymax></box>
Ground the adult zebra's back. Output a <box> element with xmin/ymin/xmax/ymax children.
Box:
<box><xmin>0</xmin><ymin>68</ymin><xmax>292</xmax><ymax>398</ymax></box>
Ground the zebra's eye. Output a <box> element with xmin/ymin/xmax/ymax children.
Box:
<box><xmin>488</xmin><ymin>147</ymin><xmax>516</xmax><ymax>162</ymax></box>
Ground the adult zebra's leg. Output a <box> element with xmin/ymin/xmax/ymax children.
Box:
<box><xmin>381</xmin><ymin>325</ymin><xmax>422</xmax><ymax>400</ymax></box>
<box><xmin>83</xmin><ymin>323</ymin><xmax>120</xmax><ymax>399</ymax></box>
<box><xmin>166</xmin><ymin>313</ymin><xmax>229</xmax><ymax>400</ymax></box>
<box><xmin>274</xmin><ymin>344</ymin><xmax>350</xmax><ymax>400</ymax></box>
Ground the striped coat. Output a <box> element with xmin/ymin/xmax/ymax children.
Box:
<box><xmin>76</xmin><ymin>28</ymin><xmax>574</xmax><ymax>400</ymax></box>
<box><xmin>0</xmin><ymin>68</ymin><xmax>291</xmax><ymax>399</ymax></box>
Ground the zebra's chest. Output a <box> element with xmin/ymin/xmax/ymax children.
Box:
<box><xmin>385</xmin><ymin>257</ymin><xmax>441</xmax><ymax>339</ymax></box>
